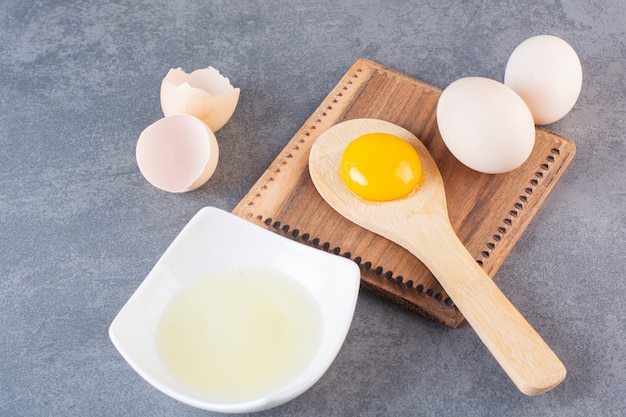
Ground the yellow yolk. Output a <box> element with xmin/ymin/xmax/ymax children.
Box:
<box><xmin>340</xmin><ymin>132</ymin><xmax>423</xmax><ymax>201</ymax></box>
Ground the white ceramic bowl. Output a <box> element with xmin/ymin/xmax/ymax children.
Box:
<box><xmin>109</xmin><ymin>207</ymin><xmax>360</xmax><ymax>413</ymax></box>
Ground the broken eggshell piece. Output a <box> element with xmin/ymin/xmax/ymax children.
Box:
<box><xmin>136</xmin><ymin>114</ymin><xmax>219</xmax><ymax>193</ymax></box>
<box><xmin>160</xmin><ymin>67</ymin><xmax>240</xmax><ymax>132</ymax></box>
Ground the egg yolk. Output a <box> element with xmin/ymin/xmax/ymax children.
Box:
<box><xmin>340</xmin><ymin>132</ymin><xmax>423</xmax><ymax>201</ymax></box>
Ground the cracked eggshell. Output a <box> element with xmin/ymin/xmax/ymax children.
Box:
<box><xmin>160</xmin><ymin>66</ymin><xmax>240</xmax><ymax>132</ymax></box>
<box><xmin>136</xmin><ymin>114</ymin><xmax>219</xmax><ymax>193</ymax></box>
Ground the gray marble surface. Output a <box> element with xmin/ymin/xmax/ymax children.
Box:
<box><xmin>1</xmin><ymin>1</ymin><xmax>625</xmax><ymax>416</ymax></box>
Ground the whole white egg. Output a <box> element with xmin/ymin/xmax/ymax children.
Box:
<box><xmin>436</xmin><ymin>77</ymin><xmax>536</xmax><ymax>174</ymax></box>
<box><xmin>504</xmin><ymin>35</ymin><xmax>582</xmax><ymax>125</ymax></box>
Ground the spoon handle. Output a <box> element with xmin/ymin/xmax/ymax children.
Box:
<box><xmin>410</xmin><ymin>220</ymin><xmax>566</xmax><ymax>396</ymax></box>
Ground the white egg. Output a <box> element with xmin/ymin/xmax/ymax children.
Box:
<box><xmin>161</xmin><ymin>66</ymin><xmax>240</xmax><ymax>132</ymax></box>
<box><xmin>436</xmin><ymin>77</ymin><xmax>536</xmax><ymax>174</ymax></box>
<box><xmin>136</xmin><ymin>114</ymin><xmax>219</xmax><ymax>193</ymax></box>
<box><xmin>504</xmin><ymin>35</ymin><xmax>582</xmax><ymax>125</ymax></box>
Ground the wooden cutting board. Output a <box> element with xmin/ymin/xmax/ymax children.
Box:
<box><xmin>232</xmin><ymin>59</ymin><xmax>576</xmax><ymax>328</ymax></box>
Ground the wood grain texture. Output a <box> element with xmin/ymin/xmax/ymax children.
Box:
<box><xmin>231</xmin><ymin>59</ymin><xmax>576</xmax><ymax>328</ymax></box>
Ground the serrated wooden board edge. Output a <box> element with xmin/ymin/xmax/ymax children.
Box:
<box><xmin>232</xmin><ymin>59</ymin><xmax>576</xmax><ymax>328</ymax></box>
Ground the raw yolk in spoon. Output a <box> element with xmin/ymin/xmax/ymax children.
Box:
<box><xmin>340</xmin><ymin>132</ymin><xmax>423</xmax><ymax>201</ymax></box>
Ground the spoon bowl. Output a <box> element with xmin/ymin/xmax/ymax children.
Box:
<box><xmin>309</xmin><ymin>118</ymin><xmax>566</xmax><ymax>396</ymax></box>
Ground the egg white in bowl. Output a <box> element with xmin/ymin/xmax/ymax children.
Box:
<box><xmin>109</xmin><ymin>207</ymin><xmax>360</xmax><ymax>413</ymax></box>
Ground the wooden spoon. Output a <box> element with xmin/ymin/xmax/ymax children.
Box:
<box><xmin>308</xmin><ymin>118</ymin><xmax>566</xmax><ymax>396</ymax></box>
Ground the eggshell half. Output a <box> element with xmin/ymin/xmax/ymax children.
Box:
<box><xmin>136</xmin><ymin>114</ymin><xmax>219</xmax><ymax>193</ymax></box>
<box><xmin>504</xmin><ymin>35</ymin><xmax>583</xmax><ymax>125</ymax></box>
<box><xmin>436</xmin><ymin>77</ymin><xmax>536</xmax><ymax>174</ymax></box>
<box><xmin>161</xmin><ymin>66</ymin><xmax>240</xmax><ymax>132</ymax></box>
